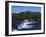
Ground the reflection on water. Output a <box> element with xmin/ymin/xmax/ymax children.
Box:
<box><xmin>12</xmin><ymin>20</ymin><xmax>41</xmax><ymax>31</ymax></box>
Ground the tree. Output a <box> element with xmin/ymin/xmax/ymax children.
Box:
<box><xmin>12</xmin><ymin>11</ymin><xmax>41</xmax><ymax>21</ymax></box>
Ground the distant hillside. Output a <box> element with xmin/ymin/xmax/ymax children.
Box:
<box><xmin>12</xmin><ymin>11</ymin><xmax>41</xmax><ymax>21</ymax></box>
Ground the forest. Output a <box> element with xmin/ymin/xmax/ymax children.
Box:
<box><xmin>12</xmin><ymin>11</ymin><xmax>41</xmax><ymax>21</ymax></box>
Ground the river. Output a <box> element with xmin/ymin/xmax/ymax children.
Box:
<box><xmin>12</xmin><ymin>20</ymin><xmax>41</xmax><ymax>31</ymax></box>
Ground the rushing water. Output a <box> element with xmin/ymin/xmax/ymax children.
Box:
<box><xmin>12</xmin><ymin>20</ymin><xmax>41</xmax><ymax>31</ymax></box>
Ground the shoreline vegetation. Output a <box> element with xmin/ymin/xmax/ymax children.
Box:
<box><xmin>12</xmin><ymin>11</ymin><xmax>41</xmax><ymax>22</ymax></box>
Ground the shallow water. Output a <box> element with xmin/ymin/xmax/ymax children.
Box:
<box><xmin>12</xmin><ymin>20</ymin><xmax>41</xmax><ymax>31</ymax></box>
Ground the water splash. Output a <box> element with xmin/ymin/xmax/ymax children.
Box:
<box><xmin>18</xmin><ymin>20</ymin><xmax>35</xmax><ymax>29</ymax></box>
